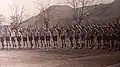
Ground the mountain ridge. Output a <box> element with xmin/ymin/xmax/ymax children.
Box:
<box><xmin>20</xmin><ymin>0</ymin><xmax>120</xmax><ymax>28</ymax></box>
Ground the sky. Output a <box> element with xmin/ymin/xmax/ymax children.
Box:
<box><xmin>0</xmin><ymin>0</ymin><xmax>114</xmax><ymax>24</ymax></box>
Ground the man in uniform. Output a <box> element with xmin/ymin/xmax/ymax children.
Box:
<box><xmin>117</xmin><ymin>27</ymin><xmax>120</xmax><ymax>50</ymax></box>
<box><xmin>106</xmin><ymin>25</ymin><xmax>111</xmax><ymax>49</ymax></box>
<box><xmin>114</xmin><ymin>28</ymin><xmax>119</xmax><ymax>50</ymax></box>
<box><xmin>60</xmin><ymin>27</ymin><xmax>66</xmax><ymax>48</ymax></box>
<box><xmin>39</xmin><ymin>29</ymin><xmax>46</xmax><ymax>48</ymax></box>
<box><xmin>52</xmin><ymin>28</ymin><xmax>58</xmax><ymax>48</ymax></box>
<box><xmin>96</xmin><ymin>26</ymin><xmax>103</xmax><ymax>49</ymax></box>
<box><xmin>90</xmin><ymin>26</ymin><xmax>95</xmax><ymax>49</ymax></box>
<box><xmin>68</xmin><ymin>27</ymin><xmax>74</xmax><ymax>48</ymax></box>
<box><xmin>93</xmin><ymin>25</ymin><xmax>99</xmax><ymax>49</ymax></box>
<box><xmin>16</xmin><ymin>30</ymin><xmax>22</xmax><ymax>49</ymax></box>
<box><xmin>102</xmin><ymin>26</ymin><xmax>109</xmax><ymax>49</ymax></box>
<box><xmin>80</xmin><ymin>27</ymin><xmax>85</xmax><ymax>49</ymax></box>
<box><xmin>5</xmin><ymin>29</ymin><xmax>11</xmax><ymax>49</ymax></box>
<box><xmin>74</xmin><ymin>26</ymin><xmax>81</xmax><ymax>49</ymax></box>
<box><xmin>11</xmin><ymin>30</ymin><xmax>16</xmax><ymax>49</ymax></box>
<box><xmin>33</xmin><ymin>29</ymin><xmax>39</xmax><ymax>48</ymax></box>
<box><xmin>86</xmin><ymin>26</ymin><xmax>92</xmax><ymax>49</ymax></box>
<box><xmin>0</xmin><ymin>30</ymin><xmax>5</xmax><ymax>49</ymax></box>
<box><xmin>106</xmin><ymin>26</ymin><xmax>113</xmax><ymax>50</ymax></box>
<box><xmin>45</xmin><ymin>29</ymin><xmax>51</xmax><ymax>48</ymax></box>
<box><xmin>22</xmin><ymin>30</ymin><xmax>28</xmax><ymax>48</ymax></box>
<box><xmin>28</xmin><ymin>29</ymin><xmax>33</xmax><ymax>49</ymax></box>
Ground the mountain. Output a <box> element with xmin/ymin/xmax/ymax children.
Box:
<box><xmin>20</xmin><ymin>5</ymin><xmax>74</xmax><ymax>28</ymax></box>
<box><xmin>89</xmin><ymin>0</ymin><xmax>120</xmax><ymax>20</ymax></box>
<box><xmin>20</xmin><ymin>0</ymin><xmax>120</xmax><ymax>28</ymax></box>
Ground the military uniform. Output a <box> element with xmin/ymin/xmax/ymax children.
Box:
<box><xmin>5</xmin><ymin>30</ymin><xmax>11</xmax><ymax>48</ymax></box>
<box><xmin>90</xmin><ymin>27</ymin><xmax>97</xmax><ymax>49</ymax></box>
<box><xmin>22</xmin><ymin>30</ymin><xmax>28</xmax><ymax>48</ymax></box>
<box><xmin>34</xmin><ymin>30</ymin><xmax>39</xmax><ymax>48</ymax></box>
<box><xmin>60</xmin><ymin>28</ymin><xmax>66</xmax><ymax>48</ymax></box>
<box><xmin>0</xmin><ymin>30</ymin><xmax>5</xmax><ymax>49</ymax></box>
<box><xmin>86</xmin><ymin>27</ymin><xmax>92</xmax><ymax>49</ymax></box>
<box><xmin>16</xmin><ymin>31</ymin><xmax>22</xmax><ymax>48</ymax></box>
<box><xmin>28</xmin><ymin>29</ymin><xmax>33</xmax><ymax>48</ymax></box>
<box><xmin>45</xmin><ymin>30</ymin><xmax>51</xmax><ymax>48</ymax></box>
<box><xmin>81</xmin><ymin>28</ymin><xmax>87</xmax><ymax>49</ymax></box>
<box><xmin>11</xmin><ymin>30</ymin><xmax>16</xmax><ymax>48</ymax></box>
<box><xmin>40</xmin><ymin>29</ymin><xmax>46</xmax><ymax>47</ymax></box>
<box><xmin>52</xmin><ymin>29</ymin><xmax>58</xmax><ymax>48</ymax></box>
<box><xmin>68</xmin><ymin>28</ymin><xmax>74</xmax><ymax>48</ymax></box>
<box><xmin>96</xmin><ymin>27</ymin><xmax>103</xmax><ymax>49</ymax></box>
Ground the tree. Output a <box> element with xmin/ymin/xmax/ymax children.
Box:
<box><xmin>66</xmin><ymin>0</ymin><xmax>100</xmax><ymax>24</ymax></box>
<box><xmin>34</xmin><ymin>0</ymin><xmax>56</xmax><ymax>30</ymax></box>
<box><xmin>9</xmin><ymin>5</ymin><xmax>26</xmax><ymax>24</ymax></box>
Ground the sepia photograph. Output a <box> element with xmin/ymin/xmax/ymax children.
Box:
<box><xmin>0</xmin><ymin>0</ymin><xmax>120</xmax><ymax>67</ymax></box>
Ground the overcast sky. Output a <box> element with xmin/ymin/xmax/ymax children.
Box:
<box><xmin>0</xmin><ymin>0</ymin><xmax>114</xmax><ymax>24</ymax></box>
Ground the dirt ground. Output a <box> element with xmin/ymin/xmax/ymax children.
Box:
<box><xmin>0</xmin><ymin>49</ymin><xmax>120</xmax><ymax>67</ymax></box>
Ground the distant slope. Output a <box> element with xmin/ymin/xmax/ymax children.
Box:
<box><xmin>20</xmin><ymin>0</ymin><xmax>120</xmax><ymax>28</ymax></box>
<box><xmin>20</xmin><ymin>5</ymin><xmax>73</xmax><ymax>28</ymax></box>
<box><xmin>88</xmin><ymin>0</ymin><xmax>120</xmax><ymax>20</ymax></box>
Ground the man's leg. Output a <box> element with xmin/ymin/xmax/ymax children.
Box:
<box><xmin>13</xmin><ymin>41</ymin><xmax>16</xmax><ymax>49</ymax></box>
<box><xmin>25</xmin><ymin>41</ymin><xmax>28</xmax><ymax>48</ymax></box>
<box><xmin>61</xmin><ymin>39</ymin><xmax>64</xmax><ymax>48</ymax></box>
<box><xmin>31</xmin><ymin>41</ymin><xmax>33</xmax><ymax>49</ymax></box>
<box><xmin>8</xmin><ymin>41</ymin><xmax>11</xmax><ymax>48</ymax></box>
<box><xmin>1</xmin><ymin>41</ymin><xmax>4</xmax><ymax>49</ymax></box>
<box><xmin>53</xmin><ymin>41</ymin><xmax>56</xmax><ymax>48</ymax></box>
<box><xmin>43</xmin><ymin>40</ymin><xmax>46</xmax><ymax>48</ymax></box>
<box><xmin>12</xmin><ymin>41</ymin><xmax>14</xmax><ymax>48</ymax></box>
<box><xmin>69</xmin><ymin>37</ymin><xmax>73</xmax><ymax>48</ymax></box>
<box><xmin>41</xmin><ymin>40</ymin><xmax>44</xmax><ymax>47</ymax></box>
<box><xmin>23</xmin><ymin>41</ymin><xmax>26</xmax><ymax>48</ymax></box>
<box><xmin>63</xmin><ymin>39</ymin><xmax>66</xmax><ymax>48</ymax></box>
<box><xmin>18</xmin><ymin>41</ymin><xmax>21</xmax><ymax>49</ymax></box>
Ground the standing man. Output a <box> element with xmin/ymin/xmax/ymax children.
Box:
<box><xmin>5</xmin><ymin>30</ymin><xmax>11</xmax><ymax>49</ymax></box>
<box><xmin>114</xmin><ymin>28</ymin><xmax>119</xmax><ymax>50</ymax></box>
<box><xmin>52</xmin><ymin>28</ymin><xmax>59</xmax><ymax>48</ymax></box>
<box><xmin>16</xmin><ymin>30</ymin><xmax>22</xmax><ymax>49</ymax></box>
<box><xmin>40</xmin><ymin>29</ymin><xmax>46</xmax><ymax>48</ymax></box>
<box><xmin>60</xmin><ymin>27</ymin><xmax>66</xmax><ymax>48</ymax></box>
<box><xmin>86</xmin><ymin>26</ymin><xmax>92</xmax><ymax>49</ymax></box>
<box><xmin>102</xmin><ymin>26</ymin><xmax>108</xmax><ymax>49</ymax></box>
<box><xmin>90</xmin><ymin>26</ymin><xmax>97</xmax><ymax>49</ymax></box>
<box><xmin>68</xmin><ymin>27</ymin><xmax>74</xmax><ymax>48</ymax></box>
<box><xmin>96</xmin><ymin>26</ymin><xmax>103</xmax><ymax>49</ymax></box>
<box><xmin>74</xmin><ymin>26</ymin><xmax>81</xmax><ymax>49</ymax></box>
<box><xmin>0</xmin><ymin>30</ymin><xmax>5</xmax><ymax>49</ymax></box>
<box><xmin>11</xmin><ymin>30</ymin><xmax>16</xmax><ymax>49</ymax></box>
<box><xmin>28</xmin><ymin>29</ymin><xmax>33</xmax><ymax>49</ymax></box>
<box><xmin>45</xmin><ymin>29</ymin><xmax>51</xmax><ymax>48</ymax></box>
<box><xmin>81</xmin><ymin>27</ymin><xmax>87</xmax><ymax>49</ymax></box>
<box><xmin>22</xmin><ymin>30</ymin><xmax>28</xmax><ymax>48</ymax></box>
<box><xmin>34</xmin><ymin>29</ymin><xmax>39</xmax><ymax>48</ymax></box>
<box><xmin>108</xmin><ymin>27</ymin><xmax>114</xmax><ymax>50</ymax></box>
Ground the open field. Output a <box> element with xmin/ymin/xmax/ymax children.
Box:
<box><xmin>0</xmin><ymin>49</ymin><xmax>120</xmax><ymax>67</ymax></box>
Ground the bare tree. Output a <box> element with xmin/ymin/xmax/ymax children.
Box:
<box><xmin>66</xmin><ymin>0</ymin><xmax>101</xmax><ymax>24</ymax></box>
<box><xmin>34</xmin><ymin>0</ymin><xmax>56</xmax><ymax>30</ymax></box>
<box><xmin>9</xmin><ymin>5</ymin><xmax>26</xmax><ymax>24</ymax></box>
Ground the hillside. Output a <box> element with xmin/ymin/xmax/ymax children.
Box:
<box><xmin>20</xmin><ymin>0</ymin><xmax>120</xmax><ymax>28</ymax></box>
<box><xmin>20</xmin><ymin>5</ymin><xmax>73</xmax><ymax>28</ymax></box>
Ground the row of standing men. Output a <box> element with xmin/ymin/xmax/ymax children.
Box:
<box><xmin>0</xmin><ymin>23</ymin><xmax>120</xmax><ymax>50</ymax></box>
